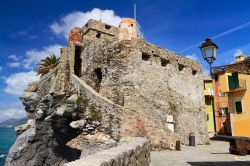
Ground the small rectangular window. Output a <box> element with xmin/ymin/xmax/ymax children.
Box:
<box><xmin>235</xmin><ymin>101</ymin><xmax>243</xmax><ymax>114</ymax></box>
<box><xmin>219</xmin><ymin>107</ymin><xmax>228</xmax><ymax>116</ymax></box>
<box><xmin>105</xmin><ymin>25</ymin><xmax>111</xmax><ymax>30</ymax></box>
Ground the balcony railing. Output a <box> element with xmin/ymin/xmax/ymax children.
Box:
<box><xmin>229</xmin><ymin>79</ymin><xmax>247</xmax><ymax>92</ymax></box>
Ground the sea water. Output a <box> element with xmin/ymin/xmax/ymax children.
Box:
<box><xmin>0</xmin><ymin>128</ymin><xmax>16</xmax><ymax>166</ymax></box>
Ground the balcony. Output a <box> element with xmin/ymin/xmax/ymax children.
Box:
<box><xmin>229</xmin><ymin>79</ymin><xmax>247</xmax><ymax>92</ymax></box>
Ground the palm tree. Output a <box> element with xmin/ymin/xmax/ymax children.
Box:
<box><xmin>36</xmin><ymin>54</ymin><xmax>60</xmax><ymax>76</ymax></box>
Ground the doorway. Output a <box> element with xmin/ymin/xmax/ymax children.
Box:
<box><xmin>94</xmin><ymin>68</ymin><xmax>102</xmax><ymax>92</ymax></box>
<box><xmin>74</xmin><ymin>46</ymin><xmax>82</xmax><ymax>77</ymax></box>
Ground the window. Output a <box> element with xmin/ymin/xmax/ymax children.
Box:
<box><xmin>96</xmin><ymin>33</ymin><xmax>101</xmax><ymax>38</ymax></box>
<box><xmin>228</xmin><ymin>73</ymin><xmax>239</xmax><ymax>90</ymax></box>
<box><xmin>161</xmin><ymin>58</ymin><xmax>170</xmax><ymax>67</ymax></box>
<box><xmin>178</xmin><ymin>64</ymin><xmax>185</xmax><ymax>71</ymax></box>
<box><xmin>192</xmin><ymin>70</ymin><xmax>197</xmax><ymax>76</ymax></box>
<box><xmin>142</xmin><ymin>52</ymin><xmax>150</xmax><ymax>61</ymax></box>
<box><xmin>219</xmin><ymin>92</ymin><xmax>226</xmax><ymax>97</ymax></box>
<box><xmin>235</xmin><ymin>101</ymin><xmax>243</xmax><ymax>114</ymax></box>
<box><xmin>219</xmin><ymin>107</ymin><xmax>228</xmax><ymax>116</ymax></box>
<box><xmin>105</xmin><ymin>25</ymin><xmax>111</xmax><ymax>30</ymax></box>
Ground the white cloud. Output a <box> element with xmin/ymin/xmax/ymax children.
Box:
<box><xmin>0</xmin><ymin>66</ymin><xmax>3</xmax><ymax>72</ymax></box>
<box><xmin>8</xmin><ymin>62</ymin><xmax>21</xmax><ymax>68</ymax></box>
<box><xmin>0</xmin><ymin>107</ymin><xmax>26</xmax><ymax>122</ymax></box>
<box><xmin>9</xmin><ymin>54</ymin><xmax>19</xmax><ymax>61</ymax></box>
<box><xmin>7</xmin><ymin>45</ymin><xmax>62</xmax><ymax>69</ymax></box>
<box><xmin>233</xmin><ymin>49</ymin><xmax>244</xmax><ymax>57</ymax></box>
<box><xmin>23</xmin><ymin>44</ymin><xmax>63</xmax><ymax>69</ymax></box>
<box><xmin>0</xmin><ymin>103</ymin><xmax>26</xmax><ymax>122</ymax></box>
<box><xmin>186</xmin><ymin>53</ymin><xmax>198</xmax><ymax>61</ymax></box>
<box><xmin>50</xmin><ymin>8</ymin><xmax>122</xmax><ymax>38</ymax></box>
<box><xmin>4</xmin><ymin>71</ymin><xmax>39</xmax><ymax>95</ymax></box>
<box><xmin>8</xmin><ymin>54</ymin><xmax>21</xmax><ymax>68</ymax></box>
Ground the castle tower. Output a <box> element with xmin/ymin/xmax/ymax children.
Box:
<box><xmin>118</xmin><ymin>18</ymin><xmax>139</xmax><ymax>41</ymax></box>
<box><xmin>67</xmin><ymin>27</ymin><xmax>84</xmax><ymax>77</ymax></box>
<box><xmin>68</xmin><ymin>27</ymin><xmax>83</xmax><ymax>45</ymax></box>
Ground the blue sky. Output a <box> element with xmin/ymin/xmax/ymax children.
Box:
<box><xmin>0</xmin><ymin>0</ymin><xmax>250</xmax><ymax>121</ymax></box>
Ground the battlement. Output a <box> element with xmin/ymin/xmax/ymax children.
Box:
<box><xmin>82</xmin><ymin>19</ymin><xmax>118</xmax><ymax>38</ymax></box>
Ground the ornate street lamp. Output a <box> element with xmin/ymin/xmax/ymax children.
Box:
<box><xmin>199</xmin><ymin>38</ymin><xmax>218</xmax><ymax>76</ymax></box>
<box><xmin>200</xmin><ymin>38</ymin><xmax>218</xmax><ymax>133</ymax></box>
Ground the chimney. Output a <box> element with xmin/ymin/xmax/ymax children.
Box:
<box><xmin>235</xmin><ymin>55</ymin><xmax>245</xmax><ymax>62</ymax></box>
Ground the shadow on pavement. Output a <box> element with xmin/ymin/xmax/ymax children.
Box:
<box><xmin>187</xmin><ymin>161</ymin><xmax>250</xmax><ymax>166</ymax></box>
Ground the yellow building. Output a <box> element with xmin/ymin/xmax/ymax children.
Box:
<box><xmin>213</xmin><ymin>55</ymin><xmax>250</xmax><ymax>137</ymax></box>
<box><xmin>203</xmin><ymin>76</ymin><xmax>215</xmax><ymax>133</ymax></box>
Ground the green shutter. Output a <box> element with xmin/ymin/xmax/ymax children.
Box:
<box><xmin>228</xmin><ymin>76</ymin><xmax>234</xmax><ymax>90</ymax></box>
<box><xmin>228</xmin><ymin>73</ymin><xmax>240</xmax><ymax>90</ymax></box>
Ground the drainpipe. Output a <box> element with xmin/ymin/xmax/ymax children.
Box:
<box><xmin>211</xmin><ymin>96</ymin><xmax>217</xmax><ymax>132</ymax></box>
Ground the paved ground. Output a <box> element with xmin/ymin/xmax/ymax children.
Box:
<box><xmin>150</xmin><ymin>140</ymin><xmax>250</xmax><ymax>166</ymax></box>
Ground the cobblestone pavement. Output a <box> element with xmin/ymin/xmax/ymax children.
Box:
<box><xmin>150</xmin><ymin>140</ymin><xmax>250</xmax><ymax>166</ymax></box>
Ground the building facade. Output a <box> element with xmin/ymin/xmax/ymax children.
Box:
<box><xmin>213</xmin><ymin>55</ymin><xmax>250</xmax><ymax>137</ymax></box>
<box><xmin>203</xmin><ymin>76</ymin><xmax>215</xmax><ymax>133</ymax></box>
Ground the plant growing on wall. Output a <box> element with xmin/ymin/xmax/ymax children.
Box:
<box><xmin>36</xmin><ymin>54</ymin><xmax>60</xmax><ymax>76</ymax></box>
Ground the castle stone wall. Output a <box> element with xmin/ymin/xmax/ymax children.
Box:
<box><xmin>37</xmin><ymin>47</ymin><xmax>68</xmax><ymax>96</ymax></box>
<box><xmin>79</xmin><ymin>38</ymin><xmax>208</xmax><ymax>146</ymax></box>
<box><xmin>82</xmin><ymin>19</ymin><xmax>118</xmax><ymax>37</ymax></box>
<box><xmin>65</xmin><ymin>137</ymin><xmax>150</xmax><ymax>166</ymax></box>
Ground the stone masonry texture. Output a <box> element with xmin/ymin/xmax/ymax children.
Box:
<box><xmin>64</xmin><ymin>137</ymin><xmax>150</xmax><ymax>166</ymax></box>
<box><xmin>6</xmin><ymin>19</ymin><xmax>208</xmax><ymax>166</ymax></box>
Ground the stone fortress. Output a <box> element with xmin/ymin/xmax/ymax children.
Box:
<box><xmin>6</xmin><ymin>18</ymin><xmax>208</xmax><ymax>166</ymax></box>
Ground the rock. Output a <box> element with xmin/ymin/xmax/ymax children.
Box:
<box><xmin>70</xmin><ymin>120</ymin><xmax>86</xmax><ymax>129</ymax></box>
<box><xmin>20</xmin><ymin>92</ymin><xmax>39</xmax><ymax>114</ymax></box>
<box><xmin>25</xmin><ymin>82</ymin><xmax>38</xmax><ymax>92</ymax></box>
<box><xmin>35</xmin><ymin>108</ymin><xmax>44</xmax><ymax>119</ymax></box>
<box><xmin>15</xmin><ymin>119</ymin><xmax>35</xmax><ymax>136</ymax></box>
<box><xmin>5</xmin><ymin>127</ymin><xmax>36</xmax><ymax>166</ymax></box>
<box><xmin>67</xmin><ymin>94</ymin><xmax>79</xmax><ymax>104</ymax></box>
<box><xmin>56</xmin><ymin>105</ymin><xmax>67</xmax><ymax>116</ymax></box>
<box><xmin>20</xmin><ymin>92</ymin><xmax>39</xmax><ymax>102</ymax></box>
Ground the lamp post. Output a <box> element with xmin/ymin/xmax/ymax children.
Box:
<box><xmin>200</xmin><ymin>38</ymin><xmax>218</xmax><ymax>133</ymax></box>
<box><xmin>199</xmin><ymin>38</ymin><xmax>218</xmax><ymax>76</ymax></box>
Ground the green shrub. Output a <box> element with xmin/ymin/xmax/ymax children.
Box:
<box><xmin>76</xmin><ymin>96</ymin><xmax>88</xmax><ymax>110</ymax></box>
<box><xmin>89</xmin><ymin>105</ymin><xmax>100</xmax><ymax>121</ymax></box>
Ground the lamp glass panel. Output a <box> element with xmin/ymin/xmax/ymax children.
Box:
<box><xmin>202</xmin><ymin>46</ymin><xmax>214</xmax><ymax>59</ymax></box>
<box><xmin>213</xmin><ymin>47</ymin><xmax>217</xmax><ymax>59</ymax></box>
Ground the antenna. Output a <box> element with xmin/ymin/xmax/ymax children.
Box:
<box><xmin>100</xmin><ymin>10</ymin><xmax>103</xmax><ymax>22</ymax></box>
<box><xmin>134</xmin><ymin>4</ymin><xmax>136</xmax><ymax>21</ymax></box>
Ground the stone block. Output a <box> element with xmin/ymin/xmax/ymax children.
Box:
<box><xmin>167</xmin><ymin>115</ymin><xmax>174</xmax><ymax>123</ymax></box>
<box><xmin>167</xmin><ymin>123</ymin><xmax>174</xmax><ymax>132</ymax></box>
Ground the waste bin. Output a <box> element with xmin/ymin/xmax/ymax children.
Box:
<box><xmin>176</xmin><ymin>140</ymin><xmax>181</xmax><ymax>151</ymax></box>
<box><xmin>189</xmin><ymin>133</ymin><xmax>196</xmax><ymax>146</ymax></box>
